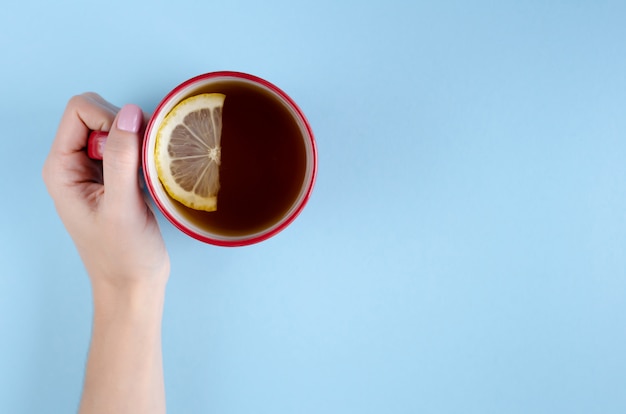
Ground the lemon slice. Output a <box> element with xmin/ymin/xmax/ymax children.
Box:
<box><xmin>155</xmin><ymin>93</ymin><xmax>225</xmax><ymax>212</ymax></box>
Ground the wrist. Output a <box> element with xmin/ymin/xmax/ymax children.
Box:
<box><xmin>91</xmin><ymin>278</ymin><xmax>167</xmax><ymax>322</ymax></box>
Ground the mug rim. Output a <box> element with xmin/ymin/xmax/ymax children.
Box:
<box><xmin>142</xmin><ymin>71</ymin><xmax>317</xmax><ymax>247</ymax></box>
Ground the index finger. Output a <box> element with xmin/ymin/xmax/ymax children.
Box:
<box><xmin>50</xmin><ymin>92</ymin><xmax>120</xmax><ymax>156</ymax></box>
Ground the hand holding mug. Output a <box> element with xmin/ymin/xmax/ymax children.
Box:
<box><xmin>42</xmin><ymin>93</ymin><xmax>170</xmax><ymax>287</ymax></box>
<box><xmin>86</xmin><ymin>72</ymin><xmax>317</xmax><ymax>246</ymax></box>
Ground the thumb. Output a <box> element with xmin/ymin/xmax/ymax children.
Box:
<box><xmin>102</xmin><ymin>104</ymin><xmax>145</xmax><ymax>206</ymax></box>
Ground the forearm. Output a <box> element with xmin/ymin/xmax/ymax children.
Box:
<box><xmin>79</xmin><ymin>280</ymin><xmax>167</xmax><ymax>414</ymax></box>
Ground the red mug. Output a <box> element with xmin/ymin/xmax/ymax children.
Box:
<box><xmin>88</xmin><ymin>71</ymin><xmax>317</xmax><ymax>246</ymax></box>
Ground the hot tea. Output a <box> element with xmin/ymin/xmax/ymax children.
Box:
<box><xmin>165</xmin><ymin>79</ymin><xmax>308</xmax><ymax>238</ymax></box>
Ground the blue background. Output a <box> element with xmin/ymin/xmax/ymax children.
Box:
<box><xmin>2</xmin><ymin>1</ymin><xmax>626</xmax><ymax>413</ymax></box>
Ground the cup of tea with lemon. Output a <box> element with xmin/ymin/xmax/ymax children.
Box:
<box><xmin>90</xmin><ymin>72</ymin><xmax>317</xmax><ymax>246</ymax></box>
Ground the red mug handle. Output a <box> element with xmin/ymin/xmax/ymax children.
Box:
<box><xmin>87</xmin><ymin>130</ymin><xmax>109</xmax><ymax>160</ymax></box>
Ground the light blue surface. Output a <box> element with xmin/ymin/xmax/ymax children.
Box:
<box><xmin>2</xmin><ymin>0</ymin><xmax>626</xmax><ymax>412</ymax></box>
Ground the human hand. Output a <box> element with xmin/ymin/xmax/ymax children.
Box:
<box><xmin>43</xmin><ymin>93</ymin><xmax>170</xmax><ymax>289</ymax></box>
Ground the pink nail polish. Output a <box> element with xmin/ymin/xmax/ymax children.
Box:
<box><xmin>117</xmin><ymin>104</ymin><xmax>143</xmax><ymax>133</ymax></box>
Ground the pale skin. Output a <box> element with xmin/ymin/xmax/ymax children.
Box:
<box><xmin>43</xmin><ymin>93</ymin><xmax>169</xmax><ymax>414</ymax></box>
